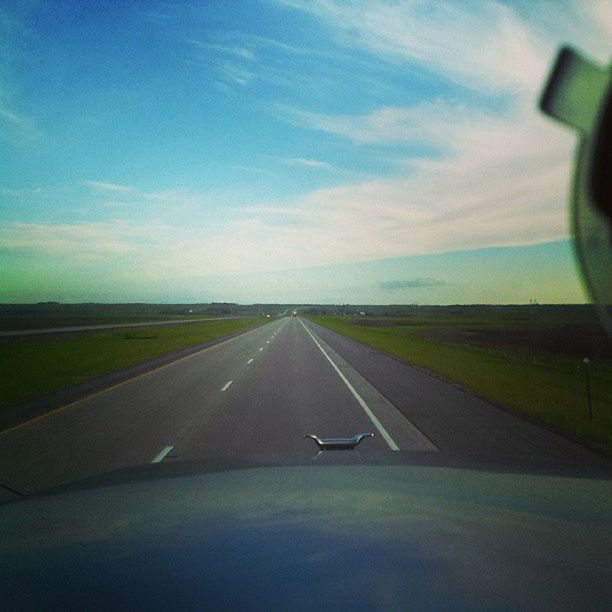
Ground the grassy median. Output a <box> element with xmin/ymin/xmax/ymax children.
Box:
<box><xmin>309</xmin><ymin>315</ymin><xmax>612</xmax><ymax>457</ymax></box>
<box><xmin>1</xmin><ymin>318</ymin><xmax>263</xmax><ymax>409</ymax></box>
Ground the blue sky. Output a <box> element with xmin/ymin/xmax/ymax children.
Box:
<box><xmin>1</xmin><ymin>0</ymin><xmax>610</xmax><ymax>303</ymax></box>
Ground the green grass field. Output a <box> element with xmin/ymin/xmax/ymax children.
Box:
<box><xmin>309</xmin><ymin>315</ymin><xmax>612</xmax><ymax>457</ymax></box>
<box><xmin>1</xmin><ymin>318</ymin><xmax>263</xmax><ymax>410</ymax></box>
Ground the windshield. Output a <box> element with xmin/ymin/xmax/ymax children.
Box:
<box><xmin>0</xmin><ymin>1</ymin><xmax>611</xmax><ymax>492</ymax></box>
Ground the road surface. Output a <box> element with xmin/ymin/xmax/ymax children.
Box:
<box><xmin>0</xmin><ymin>317</ymin><xmax>603</xmax><ymax>491</ymax></box>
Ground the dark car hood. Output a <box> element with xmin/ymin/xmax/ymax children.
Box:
<box><xmin>1</xmin><ymin>461</ymin><xmax>611</xmax><ymax>610</ymax></box>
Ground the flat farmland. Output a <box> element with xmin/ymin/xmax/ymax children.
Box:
<box><xmin>310</xmin><ymin>306</ymin><xmax>612</xmax><ymax>457</ymax></box>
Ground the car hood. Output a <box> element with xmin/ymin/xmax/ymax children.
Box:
<box><xmin>1</xmin><ymin>460</ymin><xmax>611</xmax><ymax>610</ymax></box>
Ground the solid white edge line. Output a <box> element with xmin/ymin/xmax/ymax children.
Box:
<box><xmin>299</xmin><ymin>319</ymin><xmax>400</xmax><ymax>451</ymax></box>
<box><xmin>221</xmin><ymin>380</ymin><xmax>233</xmax><ymax>392</ymax></box>
<box><xmin>152</xmin><ymin>446</ymin><xmax>173</xmax><ymax>463</ymax></box>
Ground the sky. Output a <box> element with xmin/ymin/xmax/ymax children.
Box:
<box><xmin>1</xmin><ymin>0</ymin><xmax>610</xmax><ymax>304</ymax></box>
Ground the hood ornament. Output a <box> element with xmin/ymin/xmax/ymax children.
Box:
<box><xmin>305</xmin><ymin>433</ymin><xmax>373</xmax><ymax>451</ymax></box>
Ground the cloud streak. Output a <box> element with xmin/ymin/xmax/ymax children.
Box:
<box><xmin>265</xmin><ymin>155</ymin><xmax>334</xmax><ymax>170</ymax></box>
<box><xmin>0</xmin><ymin>105</ymin><xmax>40</xmax><ymax>142</ymax></box>
<box><xmin>84</xmin><ymin>181</ymin><xmax>186</xmax><ymax>207</ymax></box>
<box><xmin>285</xmin><ymin>157</ymin><xmax>333</xmax><ymax>169</ymax></box>
<box><xmin>187</xmin><ymin>36</ymin><xmax>256</xmax><ymax>87</ymax></box>
<box><xmin>380</xmin><ymin>278</ymin><xmax>446</xmax><ymax>290</ymax></box>
<box><xmin>187</xmin><ymin>40</ymin><xmax>255</xmax><ymax>60</ymax></box>
<box><xmin>277</xmin><ymin>0</ymin><xmax>550</xmax><ymax>94</ymax></box>
<box><xmin>85</xmin><ymin>180</ymin><xmax>133</xmax><ymax>193</ymax></box>
<box><xmin>251</xmin><ymin>99</ymin><xmax>574</xmax><ymax>264</ymax></box>
<box><xmin>0</xmin><ymin>221</ymin><xmax>146</xmax><ymax>259</ymax></box>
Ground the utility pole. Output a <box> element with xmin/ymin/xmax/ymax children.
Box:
<box><xmin>528</xmin><ymin>299</ymin><xmax>538</xmax><ymax>364</ymax></box>
<box><xmin>583</xmin><ymin>357</ymin><xmax>593</xmax><ymax>421</ymax></box>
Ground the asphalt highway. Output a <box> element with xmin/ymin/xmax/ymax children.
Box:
<box><xmin>0</xmin><ymin>317</ymin><xmax>603</xmax><ymax>491</ymax></box>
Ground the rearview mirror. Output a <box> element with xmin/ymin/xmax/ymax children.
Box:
<box><xmin>540</xmin><ymin>47</ymin><xmax>611</xmax><ymax>335</ymax></box>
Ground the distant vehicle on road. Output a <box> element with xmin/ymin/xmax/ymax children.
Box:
<box><xmin>292</xmin><ymin>311</ymin><xmax>297</xmax><ymax>317</ymax></box>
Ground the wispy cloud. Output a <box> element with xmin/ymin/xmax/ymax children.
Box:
<box><xmin>231</xmin><ymin>165</ymin><xmax>281</xmax><ymax>178</ymax></box>
<box><xmin>380</xmin><ymin>278</ymin><xmax>446</xmax><ymax>290</ymax></box>
<box><xmin>84</xmin><ymin>181</ymin><xmax>185</xmax><ymax>206</ymax></box>
<box><xmin>277</xmin><ymin>0</ymin><xmax>612</xmax><ymax>98</ymax></box>
<box><xmin>192</xmin><ymin>111</ymin><xmax>572</xmax><ymax>269</ymax></box>
<box><xmin>265</xmin><ymin>155</ymin><xmax>334</xmax><ymax>170</ymax></box>
<box><xmin>85</xmin><ymin>180</ymin><xmax>133</xmax><ymax>193</ymax></box>
<box><xmin>277</xmin><ymin>0</ymin><xmax>549</xmax><ymax>94</ymax></box>
<box><xmin>219</xmin><ymin>61</ymin><xmax>255</xmax><ymax>85</ymax></box>
<box><xmin>186</xmin><ymin>28</ymin><xmax>386</xmax><ymax>95</ymax></box>
<box><xmin>277</xmin><ymin>101</ymin><xmax>484</xmax><ymax>148</ymax></box>
<box><xmin>142</xmin><ymin>9</ymin><xmax>175</xmax><ymax>27</ymax></box>
<box><xmin>187</xmin><ymin>36</ymin><xmax>257</xmax><ymax>87</ymax></box>
<box><xmin>253</xmin><ymin>96</ymin><xmax>574</xmax><ymax>264</ymax></box>
<box><xmin>0</xmin><ymin>8</ymin><xmax>42</xmax><ymax>145</ymax></box>
<box><xmin>0</xmin><ymin>106</ymin><xmax>27</xmax><ymax>125</ymax></box>
<box><xmin>0</xmin><ymin>186</ymin><xmax>44</xmax><ymax>197</ymax></box>
<box><xmin>187</xmin><ymin>39</ymin><xmax>255</xmax><ymax>60</ymax></box>
<box><xmin>0</xmin><ymin>105</ymin><xmax>40</xmax><ymax>143</ymax></box>
<box><xmin>0</xmin><ymin>221</ymin><xmax>146</xmax><ymax>258</ymax></box>
<box><xmin>224</xmin><ymin>32</ymin><xmax>312</xmax><ymax>56</ymax></box>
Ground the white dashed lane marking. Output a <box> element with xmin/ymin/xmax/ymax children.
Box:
<box><xmin>152</xmin><ymin>446</ymin><xmax>173</xmax><ymax>463</ymax></box>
